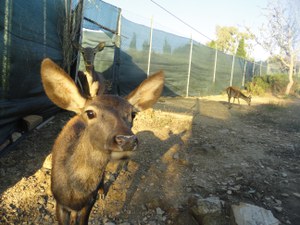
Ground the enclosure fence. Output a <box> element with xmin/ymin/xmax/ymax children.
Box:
<box><xmin>77</xmin><ymin>0</ymin><xmax>288</xmax><ymax>97</ymax></box>
<box><xmin>118</xmin><ymin>16</ymin><xmax>289</xmax><ymax>96</ymax></box>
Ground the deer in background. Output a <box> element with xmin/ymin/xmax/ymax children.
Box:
<box><xmin>73</xmin><ymin>41</ymin><xmax>111</xmax><ymax>96</ymax></box>
<box><xmin>226</xmin><ymin>86</ymin><xmax>251</xmax><ymax>108</ymax></box>
<box><xmin>40</xmin><ymin>58</ymin><xmax>164</xmax><ymax>225</ymax></box>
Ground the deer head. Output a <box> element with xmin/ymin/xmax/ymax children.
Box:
<box><xmin>74</xmin><ymin>41</ymin><xmax>106</xmax><ymax>68</ymax></box>
<box><xmin>40</xmin><ymin>58</ymin><xmax>164</xmax><ymax>225</ymax></box>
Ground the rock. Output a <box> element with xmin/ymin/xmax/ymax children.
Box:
<box><xmin>189</xmin><ymin>195</ymin><xmax>223</xmax><ymax>225</ymax></box>
<box><xmin>173</xmin><ymin>152</ymin><xmax>179</xmax><ymax>160</ymax></box>
<box><xmin>104</xmin><ymin>222</ymin><xmax>116</xmax><ymax>225</ymax></box>
<box><xmin>231</xmin><ymin>202</ymin><xmax>280</xmax><ymax>225</ymax></box>
<box><xmin>293</xmin><ymin>192</ymin><xmax>300</xmax><ymax>198</ymax></box>
<box><xmin>274</xmin><ymin>199</ymin><xmax>282</xmax><ymax>205</ymax></box>
<box><xmin>281</xmin><ymin>193</ymin><xmax>289</xmax><ymax>197</ymax></box>
<box><xmin>156</xmin><ymin>207</ymin><xmax>164</xmax><ymax>215</ymax></box>
<box><xmin>281</xmin><ymin>172</ymin><xmax>287</xmax><ymax>178</ymax></box>
<box><xmin>274</xmin><ymin>206</ymin><xmax>283</xmax><ymax>213</ymax></box>
<box><xmin>22</xmin><ymin>115</ymin><xmax>43</xmax><ymax>131</ymax></box>
<box><xmin>11</xmin><ymin>132</ymin><xmax>22</xmax><ymax>142</ymax></box>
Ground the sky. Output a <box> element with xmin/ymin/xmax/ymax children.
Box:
<box><xmin>102</xmin><ymin>0</ymin><xmax>271</xmax><ymax>60</ymax></box>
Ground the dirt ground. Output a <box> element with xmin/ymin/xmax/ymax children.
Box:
<box><xmin>0</xmin><ymin>95</ymin><xmax>299</xmax><ymax>225</ymax></box>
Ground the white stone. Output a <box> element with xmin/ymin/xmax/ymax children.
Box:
<box><xmin>231</xmin><ymin>203</ymin><xmax>280</xmax><ymax>225</ymax></box>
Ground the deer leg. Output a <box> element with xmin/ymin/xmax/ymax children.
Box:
<box><xmin>56</xmin><ymin>203</ymin><xmax>71</xmax><ymax>225</ymax></box>
<box><xmin>227</xmin><ymin>95</ymin><xmax>232</xmax><ymax>108</ymax></box>
<box><xmin>237</xmin><ymin>98</ymin><xmax>240</xmax><ymax>105</ymax></box>
<box><xmin>77</xmin><ymin>202</ymin><xmax>94</xmax><ymax>225</ymax></box>
<box><xmin>70</xmin><ymin>211</ymin><xmax>78</xmax><ymax>225</ymax></box>
<box><xmin>77</xmin><ymin>192</ymin><xmax>98</xmax><ymax>225</ymax></box>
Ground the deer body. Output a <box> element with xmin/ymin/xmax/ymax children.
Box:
<box><xmin>41</xmin><ymin>58</ymin><xmax>164</xmax><ymax>225</ymax></box>
<box><xmin>226</xmin><ymin>86</ymin><xmax>251</xmax><ymax>106</ymax></box>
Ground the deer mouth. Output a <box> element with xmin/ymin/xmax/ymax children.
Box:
<box><xmin>110</xmin><ymin>150</ymin><xmax>136</xmax><ymax>160</ymax></box>
<box><xmin>108</xmin><ymin>135</ymin><xmax>138</xmax><ymax>160</ymax></box>
<box><xmin>110</xmin><ymin>142</ymin><xmax>138</xmax><ymax>159</ymax></box>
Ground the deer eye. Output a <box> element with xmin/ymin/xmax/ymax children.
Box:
<box><xmin>131</xmin><ymin>112</ymin><xmax>137</xmax><ymax>120</ymax></box>
<box><xmin>86</xmin><ymin>110</ymin><xmax>96</xmax><ymax>119</ymax></box>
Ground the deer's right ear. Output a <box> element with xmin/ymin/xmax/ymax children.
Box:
<box><xmin>41</xmin><ymin>58</ymin><xmax>86</xmax><ymax>114</ymax></box>
<box><xmin>72</xmin><ymin>42</ymin><xmax>83</xmax><ymax>51</ymax></box>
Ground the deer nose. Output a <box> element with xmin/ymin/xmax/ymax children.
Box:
<box><xmin>115</xmin><ymin>135</ymin><xmax>138</xmax><ymax>151</ymax></box>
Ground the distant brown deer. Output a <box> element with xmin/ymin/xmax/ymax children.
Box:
<box><xmin>226</xmin><ymin>86</ymin><xmax>251</xmax><ymax>107</ymax></box>
<box><xmin>74</xmin><ymin>41</ymin><xmax>109</xmax><ymax>96</ymax></box>
<box><xmin>40</xmin><ymin>58</ymin><xmax>164</xmax><ymax>225</ymax></box>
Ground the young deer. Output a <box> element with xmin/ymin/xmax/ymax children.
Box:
<box><xmin>226</xmin><ymin>86</ymin><xmax>251</xmax><ymax>107</ymax></box>
<box><xmin>74</xmin><ymin>41</ymin><xmax>109</xmax><ymax>96</ymax></box>
<box><xmin>40</xmin><ymin>58</ymin><xmax>164</xmax><ymax>225</ymax></box>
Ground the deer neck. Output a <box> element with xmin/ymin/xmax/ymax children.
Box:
<box><xmin>85</xmin><ymin>65</ymin><xmax>94</xmax><ymax>74</ymax></box>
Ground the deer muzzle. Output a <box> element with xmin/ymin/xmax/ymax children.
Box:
<box><xmin>110</xmin><ymin>135</ymin><xmax>138</xmax><ymax>160</ymax></box>
<box><xmin>115</xmin><ymin>135</ymin><xmax>138</xmax><ymax>151</ymax></box>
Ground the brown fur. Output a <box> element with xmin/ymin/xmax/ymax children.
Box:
<box><xmin>226</xmin><ymin>86</ymin><xmax>251</xmax><ymax>107</ymax></box>
<box><xmin>40</xmin><ymin>58</ymin><xmax>164</xmax><ymax>225</ymax></box>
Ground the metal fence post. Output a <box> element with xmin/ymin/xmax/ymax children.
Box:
<box><xmin>230</xmin><ymin>54</ymin><xmax>235</xmax><ymax>86</ymax></box>
<box><xmin>266</xmin><ymin>59</ymin><xmax>270</xmax><ymax>75</ymax></box>
<box><xmin>259</xmin><ymin>61</ymin><xmax>262</xmax><ymax>76</ymax></box>
<box><xmin>147</xmin><ymin>16</ymin><xmax>153</xmax><ymax>77</ymax></box>
<box><xmin>242</xmin><ymin>60</ymin><xmax>247</xmax><ymax>86</ymax></box>
<box><xmin>186</xmin><ymin>36</ymin><xmax>193</xmax><ymax>97</ymax></box>
<box><xmin>252</xmin><ymin>61</ymin><xmax>255</xmax><ymax>77</ymax></box>
<box><xmin>213</xmin><ymin>48</ymin><xmax>218</xmax><ymax>83</ymax></box>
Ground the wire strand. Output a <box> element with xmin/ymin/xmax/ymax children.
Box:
<box><xmin>150</xmin><ymin>0</ymin><xmax>213</xmax><ymax>41</ymax></box>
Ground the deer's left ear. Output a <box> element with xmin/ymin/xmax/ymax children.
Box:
<box><xmin>95</xmin><ymin>42</ymin><xmax>106</xmax><ymax>52</ymax></box>
<box><xmin>126</xmin><ymin>71</ymin><xmax>164</xmax><ymax>111</ymax></box>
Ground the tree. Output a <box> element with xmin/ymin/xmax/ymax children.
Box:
<box><xmin>129</xmin><ymin>32</ymin><xmax>137</xmax><ymax>50</ymax></box>
<box><xmin>256</xmin><ymin>0</ymin><xmax>300</xmax><ymax>95</ymax></box>
<box><xmin>142</xmin><ymin>40</ymin><xmax>149</xmax><ymax>52</ymax></box>
<box><xmin>163</xmin><ymin>38</ymin><xmax>172</xmax><ymax>54</ymax></box>
<box><xmin>236</xmin><ymin>38</ymin><xmax>247</xmax><ymax>58</ymax></box>
<box><xmin>206</xmin><ymin>26</ymin><xmax>254</xmax><ymax>58</ymax></box>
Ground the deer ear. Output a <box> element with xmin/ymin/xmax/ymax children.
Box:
<box><xmin>72</xmin><ymin>42</ymin><xmax>83</xmax><ymax>51</ymax></box>
<box><xmin>95</xmin><ymin>42</ymin><xmax>106</xmax><ymax>52</ymax></box>
<box><xmin>126</xmin><ymin>71</ymin><xmax>164</xmax><ymax>111</ymax></box>
<box><xmin>41</xmin><ymin>58</ymin><xmax>86</xmax><ymax>114</ymax></box>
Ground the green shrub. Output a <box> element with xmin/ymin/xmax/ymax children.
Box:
<box><xmin>245</xmin><ymin>74</ymin><xmax>291</xmax><ymax>95</ymax></box>
<box><xmin>245</xmin><ymin>76</ymin><xmax>270</xmax><ymax>95</ymax></box>
<box><xmin>268</xmin><ymin>74</ymin><xmax>289</xmax><ymax>94</ymax></box>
